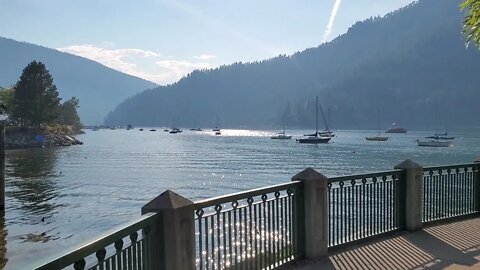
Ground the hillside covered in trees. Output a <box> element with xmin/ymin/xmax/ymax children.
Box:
<box><xmin>105</xmin><ymin>0</ymin><xmax>480</xmax><ymax>130</ymax></box>
<box><xmin>0</xmin><ymin>38</ymin><xmax>157</xmax><ymax>124</ymax></box>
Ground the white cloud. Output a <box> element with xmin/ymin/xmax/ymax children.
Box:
<box><xmin>155</xmin><ymin>60</ymin><xmax>212</xmax><ymax>83</ymax></box>
<box><xmin>57</xmin><ymin>44</ymin><xmax>214</xmax><ymax>85</ymax></box>
<box><xmin>193</xmin><ymin>54</ymin><xmax>217</xmax><ymax>60</ymax></box>
<box><xmin>322</xmin><ymin>0</ymin><xmax>342</xmax><ymax>43</ymax></box>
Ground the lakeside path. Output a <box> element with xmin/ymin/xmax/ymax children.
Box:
<box><xmin>290</xmin><ymin>217</ymin><xmax>480</xmax><ymax>270</ymax></box>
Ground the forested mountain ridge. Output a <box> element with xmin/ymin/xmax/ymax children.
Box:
<box><xmin>0</xmin><ymin>37</ymin><xmax>157</xmax><ymax>124</ymax></box>
<box><xmin>105</xmin><ymin>0</ymin><xmax>480</xmax><ymax>130</ymax></box>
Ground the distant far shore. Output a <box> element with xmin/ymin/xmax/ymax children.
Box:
<box><xmin>4</xmin><ymin>125</ymin><xmax>83</xmax><ymax>150</ymax></box>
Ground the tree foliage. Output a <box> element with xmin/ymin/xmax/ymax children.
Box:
<box><xmin>58</xmin><ymin>97</ymin><xmax>82</xmax><ymax>130</ymax></box>
<box><xmin>462</xmin><ymin>0</ymin><xmax>480</xmax><ymax>47</ymax></box>
<box><xmin>12</xmin><ymin>61</ymin><xmax>61</xmax><ymax>126</ymax></box>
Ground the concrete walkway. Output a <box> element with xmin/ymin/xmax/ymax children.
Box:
<box><xmin>289</xmin><ymin>217</ymin><xmax>480</xmax><ymax>270</ymax></box>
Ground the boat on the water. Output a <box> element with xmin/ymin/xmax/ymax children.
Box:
<box><xmin>417</xmin><ymin>139</ymin><xmax>452</xmax><ymax>147</ymax></box>
<box><xmin>139</xmin><ymin>128</ymin><xmax>144</xmax><ymax>131</ymax></box>
<box><xmin>425</xmin><ymin>135</ymin><xmax>455</xmax><ymax>140</ymax></box>
<box><xmin>150</xmin><ymin>128</ymin><xmax>156</xmax><ymax>132</ymax></box>
<box><xmin>366</xmin><ymin>110</ymin><xmax>389</xmax><ymax>141</ymax></box>
<box><xmin>215</xmin><ymin>131</ymin><xmax>221</xmax><ymax>135</ymax></box>
<box><xmin>297</xmin><ymin>96</ymin><xmax>331</xmax><ymax>144</ymax></box>
<box><xmin>271</xmin><ymin>132</ymin><xmax>292</xmax><ymax>140</ymax></box>
<box><xmin>163</xmin><ymin>129</ymin><xmax>169</xmax><ymax>132</ymax></box>
<box><xmin>386</xmin><ymin>124</ymin><xmax>407</xmax><ymax>133</ymax></box>
<box><xmin>366</xmin><ymin>136</ymin><xmax>389</xmax><ymax>141</ymax></box>
<box><xmin>169</xmin><ymin>128</ymin><xmax>182</xmax><ymax>134</ymax></box>
<box><xmin>271</xmin><ymin>122</ymin><xmax>292</xmax><ymax>140</ymax></box>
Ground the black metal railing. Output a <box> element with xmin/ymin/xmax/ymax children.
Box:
<box><xmin>193</xmin><ymin>182</ymin><xmax>302</xmax><ymax>270</ymax></box>
<box><xmin>422</xmin><ymin>163</ymin><xmax>480</xmax><ymax>223</ymax></box>
<box><xmin>327</xmin><ymin>170</ymin><xmax>405</xmax><ymax>248</ymax></box>
<box><xmin>33</xmin><ymin>212</ymin><xmax>159</xmax><ymax>270</ymax></box>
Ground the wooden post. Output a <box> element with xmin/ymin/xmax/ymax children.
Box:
<box><xmin>292</xmin><ymin>168</ymin><xmax>329</xmax><ymax>259</ymax></box>
<box><xmin>395</xmin><ymin>159</ymin><xmax>423</xmax><ymax>231</ymax></box>
<box><xmin>0</xmin><ymin>122</ymin><xmax>5</xmax><ymax>211</ymax></box>
<box><xmin>142</xmin><ymin>190</ymin><xmax>195</xmax><ymax>270</ymax></box>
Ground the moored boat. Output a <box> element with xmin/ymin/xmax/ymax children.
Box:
<box><xmin>417</xmin><ymin>139</ymin><xmax>452</xmax><ymax>147</ymax></box>
<box><xmin>366</xmin><ymin>136</ymin><xmax>389</xmax><ymax>141</ymax></box>
<box><xmin>297</xmin><ymin>96</ymin><xmax>331</xmax><ymax>144</ymax></box>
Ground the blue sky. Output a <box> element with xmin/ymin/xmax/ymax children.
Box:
<box><xmin>1</xmin><ymin>0</ymin><xmax>414</xmax><ymax>85</ymax></box>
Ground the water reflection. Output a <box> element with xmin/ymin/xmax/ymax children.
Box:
<box><xmin>6</xmin><ymin>148</ymin><xmax>60</xmax><ymax>219</ymax></box>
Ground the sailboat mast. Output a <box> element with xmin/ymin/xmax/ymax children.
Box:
<box><xmin>315</xmin><ymin>96</ymin><xmax>319</xmax><ymax>135</ymax></box>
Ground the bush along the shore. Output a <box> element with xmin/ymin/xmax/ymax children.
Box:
<box><xmin>5</xmin><ymin>125</ymin><xmax>83</xmax><ymax>149</ymax></box>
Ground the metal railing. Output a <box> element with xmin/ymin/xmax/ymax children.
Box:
<box><xmin>327</xmin><ymin>170</ymin><xmax>405</xmax><ymax>248</ymax></box>
<box><xmin>193</xmin><ymin>182</ymin><xmax>302</xmax><ymax>270</ymax></box>
<box><xmin>31</xmin><ymin>160</ymin><xmax>480</xmax><ymax>270</ymax></box>
<box><xmin>33</xmin><ymin>212</ymin><xmax>159</xmax><ymax>270</ymax></box>
<box><xmin>422</xmin><ymin>163</ymin><xmax>480</xmax><ymax>223</ymax></box>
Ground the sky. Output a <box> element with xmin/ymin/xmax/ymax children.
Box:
<box><xmin>0</xmin><ymin>0</ymin><xmax>414</xmax><ymax>85</ymax></box>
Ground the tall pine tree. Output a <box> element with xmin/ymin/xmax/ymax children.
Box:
<box><xmin>12</xmin><ymin>61</ymin><xmax>61</xmax><ymax>126</ymax></box>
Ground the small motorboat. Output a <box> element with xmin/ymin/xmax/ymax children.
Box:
<box><xmin>417</xmin><ymin>139</ymin><xmax>452</xmax><ymax>147</ymax></box>
<box><xmin>366</xmin><ymin>136</ymin><xmax>389</xmax><ymax>141</ymax></box>
<box><xmin>139</xmin><ymin>128</ymin><xmax>144</xmax><ymax>131</ymax></box>
<box><xmin>150</xmin><ymin>129</ymin><xmax>156</xmax><ymax>132</ymax></box>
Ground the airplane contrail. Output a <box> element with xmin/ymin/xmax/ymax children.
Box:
<box><xmin>322</xmin><ymin>0</ymin><xmax>342</xmax><ymax>43</ymax></box>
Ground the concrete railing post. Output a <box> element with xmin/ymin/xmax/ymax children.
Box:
<box><xmin>292</xmin><ymin>168</ymin><xmax>329</xmax><ymax>259</ymax></box>
<box><xmin>142</xmin><ymin>190</ymin><xmax>195</xmax><ymax>270</ymax></box>
<box><xmin>474</xmin><ymin>159</ymin><xmax>480</xmax><ymax>212</ymax></box>
<box><xmin>395</xmin><ymin>159</ymin><xmax>423</xmax><ymax>231</ymax></box>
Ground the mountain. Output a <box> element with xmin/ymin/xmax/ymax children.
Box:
<box><xmin>105</xmin><ymin>0</ymin><xmax>480</xmax><ymax>130</ymax></box>
<box><xmin>0</xmin><ymin>37</ymin><xmax>157</xmax><ymax>124</ymax></box>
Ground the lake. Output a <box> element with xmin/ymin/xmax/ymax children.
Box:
<box><xmin>2</xmin><ymin>128</ymin><xmax>480</xmax><ymax>269</ymax></box>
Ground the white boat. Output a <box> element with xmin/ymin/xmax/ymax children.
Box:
<box><xmin>297</xmin><ymin>96</ymin><xmax>331</xmax><ymax>144</ymax></box>
<box><xmin>417</xmin><ymin>139</ymin><xmax>452</xmax><ymax>147</ymax></box>
<box><xmin>386</xmin><ymin>123</ymin><xmax>407</xmax><ymax>133</ymax></box>
<box><xmin>271</xmin><ymin>123</ymin><xmax>292</xmax><ymax>140</ymax></box>
<box><xmin>271</xmin><ymin>132</ymin><xmax>292</xmax><ymax>140</ymax></box>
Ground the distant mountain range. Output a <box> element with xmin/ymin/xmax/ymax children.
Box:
<box><xmin>0</xmin><ymin>37</ymin><xmax>157</xmax><ymax>124</ymax></box>
<box><xmin>104</xmin><ymin>0</ymin><xmax>480</xmax><ymax>130</ymax></box>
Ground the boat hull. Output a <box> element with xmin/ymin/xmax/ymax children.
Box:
<box><xmin>296</xmin><ymin>137</ymin><xmax>331</xmax><ymax>144</ymax></box>
<box><xmin>417</xmin><ymin>140</ymin><xmax>452</xmax><ymax>147</ymax></box>
<box><xmin>366</xmin><ymin>136</ymin><xmax>389</xmax><ymax>141</ymax></box>
<box><xmin>271</xmin><ymin>135</ymin><xmax>292</xmax><ymax>140</ymax></box>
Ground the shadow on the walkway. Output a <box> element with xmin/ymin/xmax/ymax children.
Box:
<box><xmin>289</xmin><ymin>217</ymin><xmax>480</xmax><ymax>270</ymax></box>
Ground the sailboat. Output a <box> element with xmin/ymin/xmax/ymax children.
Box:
<box><xmin>318</xmin><ymin>108</ymin><xmax>335</xmax><ymax>138</ymax></box>
<box><xmin>271</xmin><ymin>123</ymin><xmax>292</xmax><ymax>140</ymax></box>
<box><xmin>418</xmin><ymin>102</ymin><xmax>454</xmax><ymax>147</ymax></box>
<box><xmin>297</xmin><ymin>97</ymin><xmax>331</xmax><ymax>144</ymax></box>
<box><xmin>190</xmin><ymin>120</ymin><xmax>202</xmax><ymax>131</ymax></box>
<box><xmin>366</xmin><ymin>110</ymin><xmax>389</xmax><ymax>141</ymax></box>
<box><xmin>212</xmin><ymin>116</ymin><xmax>221</xmax><ymax>134</ymax></box>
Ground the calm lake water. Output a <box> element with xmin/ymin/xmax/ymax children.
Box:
<box><xmin>2</xmin><ymin>128</ymin><xmax>480</xmax><ymax>269</ymax></box>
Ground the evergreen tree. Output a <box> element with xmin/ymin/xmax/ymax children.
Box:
<box><xmin>58</xmin><ymin>97</ymin><xmax>82</xmax><ymax>130</ymax></box>
<box><xmin>12</xmin><ymin>61</ymin><xmax>61</xmax><ymax>126</ymax></box>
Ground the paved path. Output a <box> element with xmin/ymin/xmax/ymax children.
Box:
<box><xmin>289</xmin><ymin>217</ymin><xmax>480</xmax><ymax>270</ymax></box>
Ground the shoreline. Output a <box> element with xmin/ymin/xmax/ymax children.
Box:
<box><xmin>4</xmin><ymin>126</ymin><xmax>83</xmax><ymax>150</ymax></box>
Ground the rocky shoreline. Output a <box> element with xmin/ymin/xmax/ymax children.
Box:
<box><xmin>5</xmin><ymin>126</ymin><xmax>83</xmax><ymax>149</ymax></box>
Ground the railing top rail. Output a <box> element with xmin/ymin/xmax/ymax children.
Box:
<box><xmin>328</xmin><ymin>169</ymin><xmax>404</xmax><ymax>183</ymax></box>
<box><xmin>32</xmin><ymin>212</ymin><xmax>159</xmax><ymax>270</ymax></box>
<box><xmin>194</xmin><ymin>181</ymin><xmax>301</xmax><ymax>209</ymax></box>
<box><xmin>423</xmin><ymin>163</ymin><xmax>478</xmax><ymax>172</ymax></box>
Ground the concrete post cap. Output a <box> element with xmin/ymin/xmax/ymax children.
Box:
<box><xmin>292</xmin><ymin>167</ymin><xmax>328</xmax><ymax>182</ymax></box>
<box><xmin>142</xmin><ymin>190</ymin><xmax>193</xmax><ymax>214</ymax></box>
<box><xmin>394</xmin><ymin>159</ymin><xmax>423</xmax><ymax>170</ymax></box>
